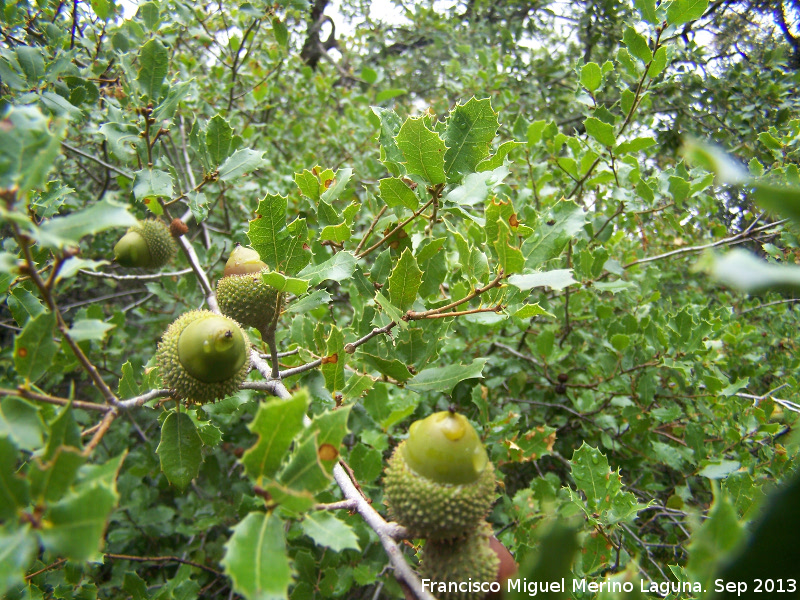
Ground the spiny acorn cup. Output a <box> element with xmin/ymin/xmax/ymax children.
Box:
<box><xmin>114</xmin><ymin>219</ymin><xmax>177</xmax><ymax>268</ymax></box>
<box><xmin>156</xmin><ymin>310</ymin><xmax>251</xmax><ymax>404</ymax></box>
<box><xmin>216</xmin><ymin>246</ymin><xmax>284</xmax><ymax>332</ymax></box>
<box><xmin>384</xmin><ymin>410</ymin><xmax>496</xmax><ymax>541</ymax></box>
<box><xmin>420</xmin><ymin>521</ymin><xmax>501</xmax><ymax>600</ymax></box>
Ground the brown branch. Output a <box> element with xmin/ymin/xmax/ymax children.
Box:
<box><xmin>0</xmin><ymin>387</ymin><xmax>110</xmax><ymax>413</ymax></box>
<box><xmin>25</xmin><ymin>558</ymin><xmax>67</xmax><ymax>580</ymax></box>
<box><xmin>356</xmin><ymin>198</ymin><xmax>435</xmax><ymax>258</ymax></box>
<box><xmin>623</xmin><ymin>219</ymin><xmax>786</xmax><ymax>269</ymax></box>
<box><xmin>354</xmin><ymin>205</ymin><xmax>388</xmax><ymax>255</ymax></box>
<box><xmin>103</xmin><ymin>553</ymin><xmax>223</xmax><ymax>577</ymax></box>
<box><xmin>82</xmin><ymin>409</ymin><xmax>118</xmax><ymax>456</ymax></box>
<box><xmin>12</xmin><ymin>225</ymin><xmax>119</xmax><ymax>407</ymax></box>
<box><xmin>405</xmin><ymin>269</ymin><xmax>505</xmax><ymax>319</ymax></box>
<box><xmin>407</xmin><ymin>305</ymin><xmax>503</xmax><ymax>320</ymax></box>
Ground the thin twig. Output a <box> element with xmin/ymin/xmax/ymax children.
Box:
<box><xmin>61</xmin><ymin>142</ymin><xmax>134</xmax><ymax>179</ymax></box>
<box><xmin>104</xmin><ymin>553</ymin><xmax>223</xmax><ymax>577</ymax></box>
<box><xmin>79</xmin><ymin>268</ymin><xmax>194</xmax><ymax>281</ymax></box>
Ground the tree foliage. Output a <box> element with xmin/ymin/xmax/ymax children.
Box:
<box><xmin>1</xmin><ymin>0</ymin><xmax>800</xmax><ymax>598</ymax></box>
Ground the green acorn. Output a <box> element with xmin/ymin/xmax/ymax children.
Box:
<box><xmin>157</xmin><ymin>310</ymin><xmax>250</xmax><ymax>404</ymax></box>
<box><xmin>114</xmin><ymin>219</ymin><xmax>177</xmax><ymax>268</ymax></box>
<box><xmin>384</xmin><ymin>410</ymin><xmax>496</xmax><ymax>541</ymax></box>
<box><xmin>420</xmin><ymin>521</ymin><xmax>501</xmax><ymax>600</ymax></box>
<box><xmin>216</xmin><ymin>246</ymin><xmax>283</xmax><ymax>332</ymax></box>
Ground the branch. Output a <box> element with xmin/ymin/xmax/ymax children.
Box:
<box><xmin>61</xmin><ymin>142</ymin><xmax>134</xmax><ymax>179</ymax></box>
<box><xmin>0</xmin><ymin>387</ymin><xmax>111</xmax><ymax>413</ymax></box>
<box><xmin>117</xmin><ymin>388</ymin><xmax>175</xmax><ymax>409</ymax></box>
<box><xmin>405</xmin><ymin>269</ymin><xmax>505</xmax><ymax>319</ymax></box>
<box><xmin>79</xmin><ymin>268</ymin><xmax>194</xmax><ymax>281</ymax></box>
<box><xmin>103</xmin><ymin>553</ymin><xmax>223</xmax><ymax>577</ymax></box>
<box><xmin>12</xmin><ymin>226</ymin><xmax>119</xmax><ymax>407</ymax></box>
<box><xmin>623</xmin><ymin>219</ymin><xmax>786</xmax><ymax>269</ymax></box>
<box><xmin>356</xmin><ymin>198</ymin><xmax>435</xmax><ymax>258</ymax></box>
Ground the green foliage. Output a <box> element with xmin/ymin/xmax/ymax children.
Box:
<box><xmin>1</xmin><ymin>0</ymin><xmax>800</xmax><ymax>598</ymax></box>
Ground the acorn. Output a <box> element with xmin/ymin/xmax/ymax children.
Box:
<box><xmin>114</xmin><ymin>219</ymin><xmax>177</xmax><ymax>268</ymax></box>
<box><xmin>156</xmin><ymin>310</ymin><xmax>251</xmax><ymax>404</ymax></box>
<box><xmin>216</xmin><ymin>245</ymin><xmax>283</xmax><ymax>332</ymax></box>
<box><xmin>383</xmin><ymin>410</ymin><xmax>496</xmax><ymax>541</ymax></box>
<box><xmin>420</xmin><ymin>521</ymin><xmax>501</xmax><ymax>600</ymax></box>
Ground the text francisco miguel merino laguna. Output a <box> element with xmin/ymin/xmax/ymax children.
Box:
<box><xmin>421</xmin><ymin>577</ymin><xmax>704</xmax><ymax>596</ymax></box>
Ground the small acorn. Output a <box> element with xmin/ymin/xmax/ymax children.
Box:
<box><xmin>383</xmin><ymin>410</ymin><xmax>496</xmax><ymax>541</ymax></box>
<box><xmin>216</xmin><ymin>245</ymin><xmax>283</xmax><ymax>332</ymax></box>
<box><xmin>420</xmin><ymin>521</ymin><xmax>501</xmax><ymax>600</ymax></box>
<box><xmin>156</xmin><ymin>309</ymin><xmax>250</xmax><ymax>403</ymax></box>
<box><xmin>114</xmin><ymin>219</ymin><xmax>177</xmax><ymax>268</ymax></box>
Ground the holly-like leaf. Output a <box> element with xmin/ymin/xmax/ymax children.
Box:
<box><xmin>635</xmin><ymin>0</ymin><xmax>658</xmax><ymax>23</ymax></box>
<box><xmin>522</xmin><ymin>200</ymin><xmax>585</xmax><ymax>267</ymax></box>
<box><xmin>156</xmin><ymin>411</ymin><xmax>203</xmax><ymax>490</ymax></box>
<box><xmin>379</xmin><ymin>177</ymin><xmax>419</xmax><ymax>210</ymax></box>
<box><xmin>67</xmin><ymin>319</ymin><xmax>115</xmax><ymax>342</ymax></box>
<box><xmin>395</xmin><ymin>116</ymin><xmax>446</xmax><ymax>185</ymax></box>
<box><xmin>580</xmin><ymin>62</ymin><xmax>602</xmax><ymax>92</ymax></box>
<box><xmin>507</xmin><ymin>269</ymin><xmax>577</xmax><ymax>291</ymax></box>
<box><xmin>476</xmin><ymin>141</ymin><xmax>522</xmax><ymax>172</ymax></box>
<box><xmin>132</xmin><ymin>168</ymin><xmax>173</xmax><ymax>206</ymax></box>
<box><xmin>40</xmin><ymin>482</ymin><xmax>118</xmax><ymax>561</ymax></box>
<box><xmin>584</xmin><ymin>117</ymin><xmax>616</xmax><ymax>147</ymax></box>
<box><xmin>0</xmin><ymin>436</ymin><xmax>30</xmax><ymax>520</ymax></box>
<box><xmin>277</xmin><ymin>434</ymin><xmax>333</xmax><ymax>495</ymax></box>
<box><xmin>137</xmin><ymin>38</ymin><xmax>168</xmax><ymax>100</ymax></box>
<box><xmin>406</xmin><ymin>358</ymin><xmax>490</xmax><ymax>394</ymax></box>
<box><xmin>218</xmin><ymin>148</ymin><xmax>265</xmax><ymax>181</ymax></box>
<box><xmin>0</xmin><ymin>398</ymin><xmax>45</xmax><ymax>451</ymax></box>
<box><xmin>443</xmin><ymin>97</ymin><xmax>499</xmax><ymax>183</ymax></box>
<box><xmin>261</xmin><ymin>271</ymin><xmax>309</xmax><ymax>296</ymax></box>
<box><xmin>387</xmin><ymin>248</ymin><xmax>422</xmax><ymax>311</ymax></box>
<box><xmin>622</xmin><ymin>26</ymin><xmax>652</xmax><ymax>63</ymax></box>
<box><xmin>300</xmin><ymin>406</ymin><xmax>351</xmax><ymax>461</ymax></box>
<box><xmin>0</xmin><ymin>105</ymin><xmax>66</xmax><ymax>196</ymax></box>
<box><xmin>569</xmin><ymin>443</ymin><xmax>645</xmax><ymax>526</ymax></box>
<box><xmin>445</xmin><ymin>168</ymin><xmax>510</xmax><ymax>208</ymax></box>
<box><xmin>13</xmin><ymin>310</ymin><xmax>56</xmax><ymax>383</ymax></box>
<box><xmin>16</xmin><ymin>46</ymin><xmax>45</xmax><ymax>85</ymax></box>
<box><xmin>493</xmin><ymin>219</ymin><xmax>525</xmax><ymax>275</ymax></box>
<box><xmin>241</xmin><ymin>390</ymin><xmax>309</xmax><ymax>481</ymax></box>
<box><xmin>285</xmin><ymin>290</ymin><xmax>332</xmax><ymax>315</ymax></box>
<box><xmin>35</xmin><ymin>198</ymin><xmax>137</xmax><ymax>250</ymax></box>
<box><xmin>296</xmin><ymin>251</ymin><xmax>357</xmax><ymax>286</ymax></box>
<box><xmin>512</xmin><ymin>303</ymin><xmax>555</xmax><ymax>319</ymax></box>
<box><xmin>29</xmin><ymin>446</ymin><xmax>86</xmax><ymax>502</ymax></box>
<box><xmin>0</xmin><ymin>524</ymin><xmax>37</xmax><ymax>595</ymax></box>
<box><xmin>301</xmin><ymin>512</ymin><xmax>360</xmax><ymax>553</ymax></box>
<box><xmin>320</xmin><ymin>167</ymin><xmax>353</xmax><ymax>204</ymax></box>
<box><xmin>222</xmin><ymin>512</ymin><xmax>292</xmax><ymax>600</ymax></box>
<box><xmin>248</xmin><ymin>194</ymin><xmax>310</xmax><ymax>275</ymax></box>
<box><xmin>501</xmin><ymin>426</ymin><xmax>557</xmax><ymax>463</ymax></box>
<box><xmin>321</xmin><ymin>326</ymin><xmax>345</xmax><ymax>393</ymax></box>
<box><xmin>667</xmin><ymin>0</ymin><xmax>708</xmax><ymax>26</ymax></box>
<box><xmin>374</xmin><ymin>290</ymin><xmax>407</xmax><ymax>328</ymax></box>
<box><xmin>206</xmin><ymin>114</ymin><xmax>233</xmax><ymax>166</ymax></box>
<box><xmin>372</xmin><ymin>107</ymin><xmax>405</xmax><ymax>176</ymax></box>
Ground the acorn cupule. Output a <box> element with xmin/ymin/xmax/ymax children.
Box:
<box><xmin>383</xmin><ymin>411</ymin><xmax>496</xmax><ymax>541</ymax></box>
<box><xmin>156</xmin><ymin>309</ymin><xmax>251</xmax><ymax>403</ymax></box>
<box><xmin>114</xmin><ymin>219</ymin><xmax>177</xmax><ymax>269</ymax></box>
